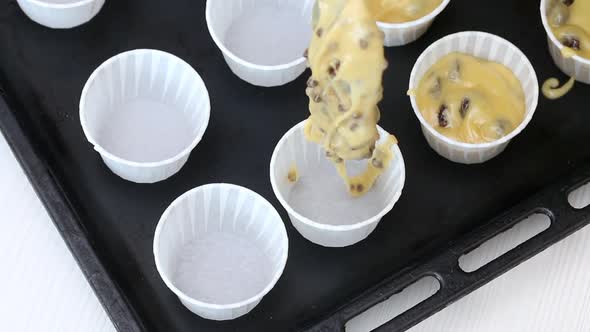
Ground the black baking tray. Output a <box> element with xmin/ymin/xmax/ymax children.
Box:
<box><xmin>1</xmin><ymin>0</ymin><xmax>590</xmax><ymax>331</ymax></box>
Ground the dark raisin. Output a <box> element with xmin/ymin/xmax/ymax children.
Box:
<box><xmin>562</xmin><ymin>36</ymin><xmax>581</xmax><ymax>50</ymax></box>
<box><xmin>352</xmin><ymin>112</ymin><xmax>362</xmax><ymax>119</ymax></box>
<box><xmin>356</xmin><ymin>184</ymin><xmax>364</xmax><ymax>192</ymax></box>
<box><xmin>460</xmin><ymin>98</ymin><xmax>470</xmax><ymax>118</ymax></box>
<box><xmin>319</xmin><ymin>127</ymin><xmax>326</xmax><ymax>134</ymax></box>
<box><xmin>307</xmin><ymin>77</ymin><xmax>318</xmax><ymax>88</ymax></box>
<box><xmin>349</xmin><ymin>184</ymin><xmax>356</xmax><ymax>192</ymax></box>
<box><xmin>449</xmin><ymin>60</ymin><xmax>461</xmax><ymax>81</ymax></box>
<box><xmin>316</xmin><ymin>28</ymin><xmax>323</xmax><ymax>37</ymax></box>
<box><xmin>312</xmin><ymin>93</ymin><xmax>322</xmax><ymax>103</ymax></box>
<box><xmin>334</xmin><ymin>157</ymin><xmax>343</xmax><ymax>163</ymax></box>
<box><xmin>371</xmin><ymin>158</ymin><xmax>383</xmax><ymax>168</ymax></box>
<box><xmin>350</xmin><ymin>123</ymin><xmax>359</xmax><ymax>131</ymax></box>
<box><xmin>359</xmin><ymin>39</ymin><xmax>369</xmax><ymax>49</ymax></box>
<box><xmin>338</xmin><ymin>104</ymin><xmax>348</xmax><ymax>112</ymax></box>
<box><xmin>328</xmin><ymin>66</ymin><xmax>336</xmax><ymax>78</ymax></box>
<box><xmin>303</xmin><ymin>48</ymin><xmax>309</xmax><ymax>59</ymax></box>
<box><xmin>325</xmin><ymin>151</ymin><xmax>334</xmax><ymax>158</ymax></box>
<box><xmin>429</xmin><ymin>77</ymin><xmax>442</xmax><ymax>98</ymax></box>
<box><xmin>438</xmin><ymin>104</ymin><xmax>450</xmax><ymax>128</ymax></box>
<box><xmin>562</xmin><ymin>0</ymin><xmax>574</xmax><ymax>5</ymax></box>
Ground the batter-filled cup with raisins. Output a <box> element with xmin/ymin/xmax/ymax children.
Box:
<box><xmin>541</xmin><ymin>0</ymin><xmax>590</xmax><ymax>83</ymax></box>
<box><xmin>408</xmin><ymin>32</ymin><xmax>539</xmax><ymax>164</ymax></box>
<box><xmin>369</xmin><ymin>0</ymin><xmax>451</xmax><ymax>47</ymax></box>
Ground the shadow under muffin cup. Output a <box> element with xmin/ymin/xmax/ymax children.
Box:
<box><xmin>79</xmin><ymin>49</ymin><xmax>210</xmax><ymax>183</ymax></box>
<box><xmin>270</xmin><ymin>121</ymin><xmax>406</xmax><ymax>248</ymax></box>
<box><xmin>205</xmin><ymin>0</ymin><xmax>314</xmax><ymax>87</ymax></box>
<box><xmin>376</xmin><ymin>0</ymin><xmax>451</xmax><ymax>47</ymax></box>
<box><xmin>153</xmin><ymin>184</ymin><xmax>289</xmax><ymax>321</ymax></box>
<box><xmin>540</xmin><ymin>0</ymin><xmax>590</xmax><ymax>84</ymax></box>
<box><xmin>408</xmin><ymin>31</ymin><xmax>539</xmax><ymax>164</ymax></box>
<box><xmin>16</xmin><ymin>0</ymin><xmax>106</xmax><ymax>29</ymax></box>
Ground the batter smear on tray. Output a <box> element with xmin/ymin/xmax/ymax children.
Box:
<box><xmin>304</xmin><ymin>0</ymin><xmax>397</xmax><ymax>197</ymax></box>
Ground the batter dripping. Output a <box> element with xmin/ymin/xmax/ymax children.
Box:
<box><xmin>305</xmin><ymin>0</ymin><xmax>396</xmax><ymax>197</ymax></box>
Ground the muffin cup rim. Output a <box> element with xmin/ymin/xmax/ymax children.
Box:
<box><xmin>153</xmin><ymin>183</ymin><xmax>289</xmax><ymax>310</ymax></box>
<box><xmin>20</xmin><ymin>0</ymin><xmax>97</xmax><ymax>9</ymax></box>
<box><xmin>408</xmin><ymin>31</ymin><xmax>539</xmax><ymax>150</ymax></box>
<box><xmin>79</xmin><ymin>48</ymin><xmax>211</xmax><ymax>168</ymax></box>
<box><xmin>270</xmin><ymin>120</ymin><xmax>406</xmax><ymax>232</ymax></box>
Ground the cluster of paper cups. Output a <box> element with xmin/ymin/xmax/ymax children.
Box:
<box><xmin>205</xmin><ymin>0</ymin><xmax>451</xmax><ymax>87</ymax></box>
<box><xmin>17</xmin><ymin>0</ymin><xmax>105</xmax><ymax>29</ymax></box>
<box><xmin>540</xmin><ymin>0</ymin><xmax>590</xmax><ymax>84</ymax></box>
<box><xmin>50</xmin><ymin>0</ymin><xmax>546</xmax><ymax>322</ymax></box>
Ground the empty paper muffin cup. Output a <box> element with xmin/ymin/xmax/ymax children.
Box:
<box><xmin>377</xmin><ymin>0</ymin><xmax>451</xmax><ymax>47</ymax></box>
<box><xmin>540</xmin><ymin>0</ymin><xmax>590</xmax><ymax>84</ymax></box>
<box><xmin>17</xmin><ymin>0</ymin><xmax>105</xmax><ymax>29</ymax></box>
<box><xmin>409</xmin><ymin>31</ymin><xmax>539</xmax><ymax>164</ymax></box>
<box><xmin>205</xmin><ymin>0</ymin><xmax>314</xmax><ymax>87</ymax></box>
<box><xmin>270</xmin><ymin>121</ymin><xmax>406</xmax><ymax>248</ymax></box>
<box><xmin>153</xmin><ymin>184</ymin><xmax>288</xmax><ymax>320</ymax></box>
<box><xmin>80</xmin><ymin>49</ymin><xmax>210</xmax><ymax>183</ymax></box>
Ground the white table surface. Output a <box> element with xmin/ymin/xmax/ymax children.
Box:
<box><xmin>1</xmin><ymin>129</ymin><xmax>590</xmax><ymax>332</ymax></box>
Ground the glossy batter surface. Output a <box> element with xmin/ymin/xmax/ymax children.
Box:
<box><xmin>548</xmin><ymin>0</ymin><xmax>590</xmax><ymax>59</ymax></box>
<box><xmin>416</xmin><ymin>53</ymin><xmax>526</xmax><ymax>144</ymax></box>
<box><xmin>305</xmin><ymin>0</ymin><xmax>395</xmax><ymax>196</ymax></box>
<box><xmin>368</xmin><ymin>0</ymin><xmax>443</xmax><ymax>23</ymax></box>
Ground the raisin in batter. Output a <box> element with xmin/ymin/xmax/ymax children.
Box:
<box><xmin>548</xmin><ymin>0</ymin><xmax>590</xmax><ymax>59</ymax></box>
<box><xmin>305</xmin><ymin>0</ymin><xmax>396</xmax><ymax>197</ymax></box>
<box><xmin>415</xmin><ymin>53</ymin><xmax>526</xmax><ymax>144</ymax></box>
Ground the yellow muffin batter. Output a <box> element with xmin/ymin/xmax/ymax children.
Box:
<box><xmin>415</xmin><ymin>53</ymin><xmax>526</xmax><ymax>144</ymax></box>
<box><xmin>542</xmin><ymin>76</ymin><xmax>575</xmax><ymax>99</ymax></box>
<box><xmin>368</xmin><ymin>0</ymin><xmax>443</xmax><ymax>23</ymax></box>
<box><xmin>548</xmin><ymin>0</ymin><xmax>590</xmax><ymax>59</ymax></box>
<box><xmin>305</xmin><ymin>0</ymin><xmax>396</xmax><ymax>197</ymax></box>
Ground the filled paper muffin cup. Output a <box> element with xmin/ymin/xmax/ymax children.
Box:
<box><xmin>540</xmin><ymin>0</ymin><xmax>590</xmax><ymax>84</ymax></box>
<box><xmin>377</xmin><ymin>0</ymin><xmax>451</xmax><ymax>47</ymax></box>
<box><xmin>17</xmin><ymin>0</ymin><xmax>105</xmax><ymax>29</ymax></box>
<box><xmin>205</xmin><ymin>0</ymin><xmax>314</xmax><ymax>87</ymax></box>
<box><xmin>80</xmin><ymin>49</ymin><xmax>210</xmax><ymax>183</ymax></box>
<box><xmin>270</xmin><ymin>121</ymin><xmax>406</xmax><ymax>248</ymax></box>
<box><xmin>153</xmin><ymin>184</ymin><xmax>288</xmax><ymax>321</ymax></box>
<box><xmin>409</xmin><ymin>31</ymin><xmax>539</xmax><ymax>164</ymax></box>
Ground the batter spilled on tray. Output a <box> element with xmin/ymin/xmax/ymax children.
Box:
<box><xmin>415</xmin><ymin>53</ymin><xmax>526</xmax><ymax>144</ymax></box>
<box><xmin>547</xmin><ymin>0</ymin><xmax>590</xmax><ymax>59</ymax></box>
<box><xmin>304</xmin><ymin>0</ymin><xmax>397</xmax><ymax>197</ymax></box>
<box><xmin>368</xmin><ymin>0</ymin><xmax>443</xmax><ymax>24</ymax></box>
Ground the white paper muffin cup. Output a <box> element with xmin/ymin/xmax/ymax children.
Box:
<box><xmin>408</xmin><ymin>31</ymin><xmax>539</xmax><ymax>164</ymax></box>
<box><xmin>205</xmin><ymin>0</ymin><xmax>314</xmax><ymax>87</ymax></box>
<box><xmin>153</xmin><ymin>184</ymin><xmax>288</xmax><ymax>321</ymax></box>
<box><xmin>377</xmin><ymin>0</ymin><xmax>451</xmax><ymax>47</ymax></box>
<box><xmin>540</xmin><ymin>0</ymin><xmax>590</xmax><ymax>84</ymax></box>
<box><xmin>80</xmin><ymin>49</ymin><xmax>210</xmax><ymax>183</ymax></box>
<box><xmin>17</xmin><ymin>0</ymin><xmax>105</xmax><ymax>29</ymax></box>
<box><xmin>270</xmin><ymin>121</ymin><xmax>406</xmax><ymax>248</ymax></box>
